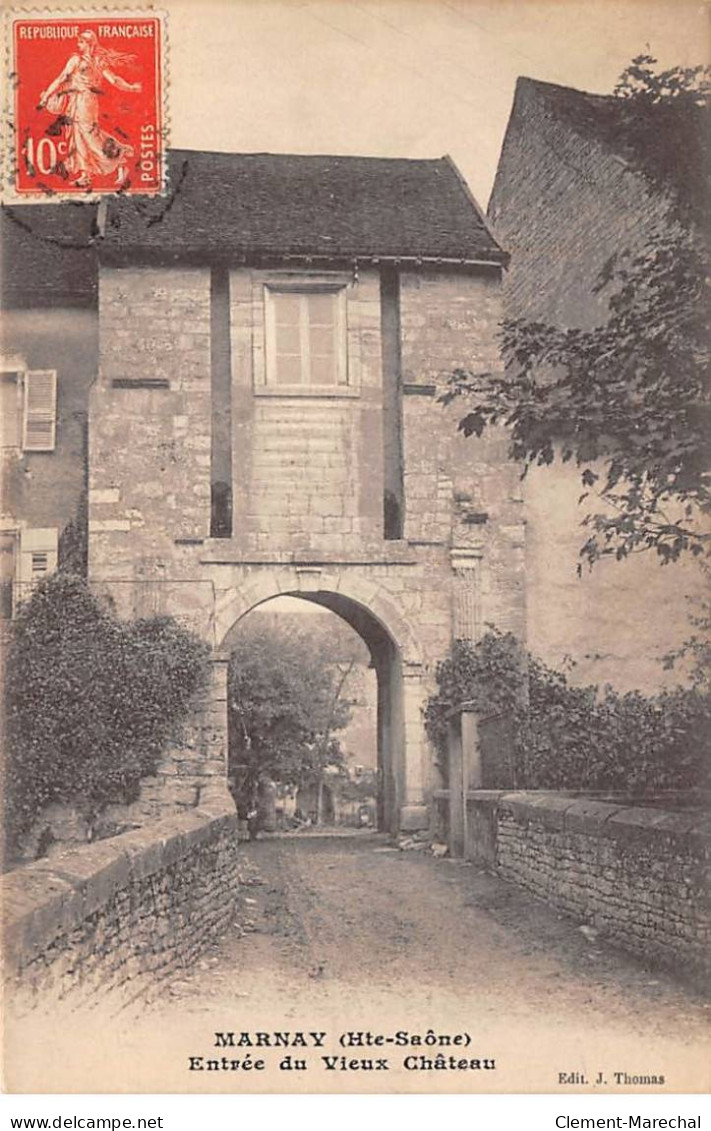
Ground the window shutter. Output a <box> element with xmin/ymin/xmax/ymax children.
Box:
<box><xmin>23</xmin><ymin>370</ymin><xmax>57</xmax><ymax>451</ymax></box>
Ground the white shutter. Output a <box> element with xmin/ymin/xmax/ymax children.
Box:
<box><xmin>22</xmin><ymin>370</ymin><xmax>57</xmax><ymax>452</ymax></box>
<box><xmin>16</xmin><ymin>527</ymin><xmax>58</xmax><ymax>604</ymax></box>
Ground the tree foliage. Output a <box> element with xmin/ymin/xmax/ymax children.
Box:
<box><xmin>58</xmin><ymin>489</ymin><xmax>88</xmax><ymax>577</ymax></box>
<box><xmin>424</xmin><ymin>633</ymin><xmax>526</xmax><ymax>762</ymax></box>
<box><xmin>662</xmin><ymin>569</ymin><xmax>711</xmax><ymax>692</ymax></box>
<box><xmin>4</xmin><ymin>573</ymin><xmax>210</xmax><ymax>856</ymax></box>
<box><xmin>425</xmin><ymin>632</ymin><xmax>710</xmax><ymax>792</ymax></box>
<box><xmin>444</xmin><ymin>57</ymin><xmax>711</xmax><ymax>570</ymax></box>
<box><xmin>611</xmin><ymin>55</ymin><xmax>710</xmax><ymax>230</ymax></box>
<box><xmin>227</xmin><ymin>618</ymin><xmax>354</xmax><ymax>804</ymax></box>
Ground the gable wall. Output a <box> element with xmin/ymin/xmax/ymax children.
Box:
<box><xmin>488</xmin><ymin>85</ymin><xmax>706</xmax><ymax>691</ymax></box>
<box><xmin>87</xmin><ymin>257</ymin><xmax>525</xmax><ymax>664</ymax></box>
<box><xmin>488</xmin><ymin>83</ymin><xmax>671</xmax><ymax>331</ymax></box>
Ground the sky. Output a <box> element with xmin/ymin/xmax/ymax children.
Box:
<box><xmin>165</xmin><ymin>0</ymin><xmax>709</xmax><ymax>208</ymax></box>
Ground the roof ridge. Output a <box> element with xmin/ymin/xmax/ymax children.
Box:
<box><xmin>442</xmin><ymin>153</ymin><xmax>490</xmax><ymax>230</ymax></box>
<box><xmin>516</xmin><ymin>75</ymin><xmax>617</xmax><ymax>105</ymax></box>
<box><xmin>165</xmin><ymin>147</ymin><xmax>449</xmax><ymax>165</ymax></box>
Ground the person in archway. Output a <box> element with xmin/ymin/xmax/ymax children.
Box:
<box><xmin>229</xmin><ymin>769</ymin><xmax>260</xmax><ymax>840</ymax></box>
<box><xmin>246</xmin><ymin>803</ymin><xmax>260</xmax><ymax>841</ymax></box>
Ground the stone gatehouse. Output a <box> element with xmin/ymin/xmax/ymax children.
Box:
<box><xmin>4</xmin><ymin>142</ymin><xmax>699</xmax><ymax>835</ymax></box>
<box><xmin>85</xmin><ymin>149</ymin><xmax>525</xmax><ymax>833</ymax></box>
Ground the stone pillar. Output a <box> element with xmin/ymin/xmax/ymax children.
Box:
<box><xmin>461</xmin><ymin>710</ymin><xmax>482</xmax><ymax>791</ymax></box>
<box><xmin>195</xmin><ymin>653</ymin><xmax>233</xmax><ymax>807</ymax></box>
<box><xmin>399</xmin><ymin>664</ymin><xmax>429</xmax><ymax>832</ymax></box>
<box><xmin>447</xmin><ymin>714</ymin><xmax>465</xmax><ymax>858</ymax></box>
<box><xmin>451</xmin><ymin>546</ymin><xmax>483</xmax><ymax>642</ymax></box>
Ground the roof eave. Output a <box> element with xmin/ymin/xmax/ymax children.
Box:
<box><xmin>98</xmin><ymin>245</ymin><xmax>508</xmax><ymax>270</ymax></box>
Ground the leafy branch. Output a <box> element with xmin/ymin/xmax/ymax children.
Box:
<box><xmin>444</xmin><ymin>56</ymin><xmax>711</xmax><ymax>570</ymax></box>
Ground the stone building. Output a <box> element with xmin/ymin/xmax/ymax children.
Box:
<box><xmin>1</xmin><ymin>206</ymin><xmax>96</xmax><ymax>617</ymax></box>
<box><xmin>2</xmin><ymin>151</ymin><xmax>524</xmax><ymax>834</ymax></box>
<box><xmin>4</xmin><ymin>114</ymin><xmax>704</xmax><ymax>834</ymax></box>
<box><xmin>488</xmin><ymin>77</ymin><xmax>707</xmax><ymax>691</ymax></box>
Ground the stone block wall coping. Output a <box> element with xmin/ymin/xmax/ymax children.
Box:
<box><xmin>199</xmin><ymin>547</ymin><xmax>425</xmax><ymax>566</ymax></box>
<box><xmin>475</xmin><ymin>790</ymin><xmax>711</xmax><ymax>849</ymax></box>
<box><xmin>1</xmin><ymin>801</ymin><xmax>239</xmax><ymax>980</ymax></box>
<box><xmin>465</xmin><ymin>790</ymin><xmax>508</xmax><ymax>805</ymax></box>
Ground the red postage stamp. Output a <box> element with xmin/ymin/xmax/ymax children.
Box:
<box><xmin>5</xmin><ymin>9</ymin><xmax>166</xmax><ymax>198</ymax></box>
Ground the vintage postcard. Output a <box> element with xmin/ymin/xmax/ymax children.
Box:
<box><xmin>1</xmin><ymin>0</ymin><xmax>709</xmax><ymax>1098</ymax></box>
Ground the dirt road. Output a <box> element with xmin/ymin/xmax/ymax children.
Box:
<box><xmin>13</xmin><ymin>832</ymin><xmax>709</xmax><ymax>1093</ymax></box>
<box><xmin>141</xmin><ymin>831</ymin><xmax>710</xmax><ymax>1093</ymax></box>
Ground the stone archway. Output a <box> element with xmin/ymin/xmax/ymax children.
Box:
<box><xmin>216</xmin><ymin>573</ymin><xmax>427</xmax><ymax>835</ymax></box>
<box><xmin>214</xmin><ymin>568</ymin><xmax>424</xmax><ymax>669</ymax></box>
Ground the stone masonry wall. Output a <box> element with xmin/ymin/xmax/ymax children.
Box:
<box><xmin>2</xmin><ymin>795</ymin><xmax>242</xmax><ymax>1011</ymax></box>
<box><xmin>89</xmin><ymin>266</ymin><xmax>212</xmax><ymax>581</ymax></box>
<box><xmin>523</xmin><ymin>459</ymin><xmax>709</xmax><ymax>692</ymax></box>
<box><xmin>90</xmin><ymin>261</ymin><xmax>524</xmax><ymax>615</ymax></box>
<box><xmin>1</xmin><ymin>308</ymin><xmax>96</xmax><ymax>536</ymax></box>
<box><xmin>87</xmin><ymin>257</ymin><xmax>526</xmax><ymax>825</ymax></box>
<box><xmin>229</xmin><ymin>267</ymin><xmax>384</xmax><ymax>553</ymax></box>
<box><xmin>399</xmin><ymin>268</ymin><xmax>526</xmax><ymax>639</ymax></box>
<box><xmin>466</xmin><ymin>791</ymin><xmax>710</xmax><ymax>980</ymax></box>
<box><xmin>487</xmin><ymin>81</ymin><xmax>706</xmax><ymax>690</ymax></box>
<box><xmin>488</xmin><ymin>81</ymin><xmax>672</xmax><ymax>334</ymax></box>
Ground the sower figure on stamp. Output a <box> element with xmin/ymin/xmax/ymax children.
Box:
<box><xmin>38</xmin><ymin>30</ymin><xmax>141</xmax><ymax>188</ymax></box>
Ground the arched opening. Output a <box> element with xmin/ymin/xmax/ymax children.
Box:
<box><xmin>220</xmin><ymin>589</ymin><xmax>406</xmax><ymax>834</ymax></box>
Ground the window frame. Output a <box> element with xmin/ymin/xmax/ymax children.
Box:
<box><xmin>261</xmin><ymin>281</ymin><xmax>353</xmax><ymax>396</ymax></box>
<box><xmin>15</xmin><ymin>527</ymin><xmax>58</xmax><ymax>608</ymax></box>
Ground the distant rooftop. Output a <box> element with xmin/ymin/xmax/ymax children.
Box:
<box><xmin>494</xmin><ymin>76</ymin><xmax>710</xmax><ymax>226</ymax></box>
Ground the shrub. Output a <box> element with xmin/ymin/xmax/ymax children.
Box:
<box><xmin>423</xmin><ymin>633</ymin><xmax>527</xmax><ymax>771</ymax></box>
<box><xmin>425</xmin><ymin>631</ymin><xmax>710</xmax><ymax>792</ymax></box>
<box><xmin>4</xmin><ymin>573</ymin><xmax>210</xmax><ymax>856</ymax></box>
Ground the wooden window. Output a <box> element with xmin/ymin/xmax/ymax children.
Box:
<box><xmin>265</xmin><ymin>287</ymin><xmax>347</xmax><ymax>387</ymax></box>
<box><xmin>16</xmin><ymin>527</ymin><xmax>58</xmax><ymax>606</ymax></box>
<box><xmin>1</xmin><ymin>372</ymin><xmax>22</xmax><ymax>448</ymax></box>
<box><xmin>22</xmin><ymin>369</ymin><xmax>57</xmax><ymax>452</ymax></box>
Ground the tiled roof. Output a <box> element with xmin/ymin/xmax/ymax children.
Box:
<box><xmin>1</xmin><ymin>204</ymin><xmax>97</xmax><ymax>307</ymax></box>
<box><xmin>511</xmin><ymin>77</ymin><xmax>710</xmax><ymax>226</ymax></box>
<box><xmin>101</xmin><ymin>149</ymin><xmax>505</xmax><ymax>263</ymax></box>
<box><xmin>1</xmin><ymin>150</ymin><xmax>503</xmax><ymax>306</ymax></box>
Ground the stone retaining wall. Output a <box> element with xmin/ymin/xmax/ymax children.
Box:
<box><xmin>466</xmin><ymin>791</ymin><xmax>710</xmax><ymax>980</ymax></box>
<box><xmin>2</xmin><ymin>793</ymin><xmax>242</xmax><ymax>1011</ymax></box>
